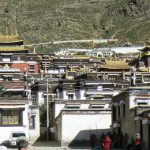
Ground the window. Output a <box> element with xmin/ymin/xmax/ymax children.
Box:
<box><xmin>0</xmin><ymin>109</ymin><xmax>23</xmax><ymax>125</ymax></box>
<box><xmin>29</xmin><ymin>65</ymin><xmax>34</xmax><ymax>70</ymax></box>
<box><xmin>98</xmin><ymin>75</ymin><xmax>103</xmax><ymax>80</ymax></box>
<box><xmin>118</xmin><ymin>106</ymin><xmax>120</xmax><ymax>118</ymax></box>
<box><xmin>66</xmin><ymin>104</ymin><xmax>80</xmax><ymax>109</ymax></box>
<box><xmin>29</xmin><ymin>115</ymin><xmax>35</xmax><ymax>129</ymax></box>
<box><xmin>135</xmin><ymin>98</ymin><xmax>149</xmax><ymax>105</ymax></box>
<box><xmin>112</xmin><ymin>106</ymin><xmax>116</xmax><ymax>121</ymax></box>
<box><xmin>108</xmin><ymin>75</ymin><xmax>117</xmax><ymax>81</ymax></box>
<box><xmin>90</xmin><ymin>104</ymin><xmax>104</xmax><ymax>109</ymax></box>
<box><xmin>123</xmin><ymin>103</ymin><xmax>126</xmax><ymax>118</ymax></box>
<box><xmin>144</xmin><ymin>76</ymin><xmax>150</xmax><ymax>82</ymax></box>
<box><xmin>68</xmin><ymin>94</ymin><xmax>73</xmax><ymax>100</ymax></box>
<box><xmin>2</xmin><ymin>76</ymin><xmax>13</xmax><ymax>81</ymax></box>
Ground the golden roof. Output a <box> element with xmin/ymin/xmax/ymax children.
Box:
<box><xmin>0</xmin><ymin>46</ymin><xmax>28</xmax><ymax>51</ymax></box>
<box><xmin>0</xmin><ymin>35</ymin><xmax>23</xmax><ymax>43</ymax></box>
<box><xmin>101</xmin><ymin>60</ymin><xmax>131</xmax><ymax>69</ymax></box>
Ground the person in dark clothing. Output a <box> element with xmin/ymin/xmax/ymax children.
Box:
<box><xmin>101</xmin><ymin>133</ymin><xmax>105</xmax><ymax>148</ymax></box>
<box><xmin>16</xmin><ymin>139</ymin><xmax>28</xmax><ymax>150</ymax></box>
<box><xmin>127</xmin><ymin>133</ymin><xmax>142</xmax><ymax>150</ymax></box>
<box><xmin>127</xmin><ymin>137</ymin><xmax>134</xmax><ymax>150</ymax></box>
<box><xmin>123</xmin><ymin>133</ymin><xmax>129</xmax><ymax>149</ymax></box>
<box><xmin>90</xmin><ymin>134</ymin><xmax>97</xmax><ymax>149</ymax></box>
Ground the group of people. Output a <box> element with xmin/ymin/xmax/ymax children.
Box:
<box><xmin>126</xmin><ymin>133</ymin><xmax>142</xmax><ymax>150</ymax></box>
<box><xmin>90</xmin><ymin>132</ymin><xmax>142</xmax><ymax>150</ymax></box>
<box><xmin>90</xmin><ymin>133</ymin><xmax>112</xmax><ymax>150</ymax></box>
<box><xmin>0</xmin><ymin>139</ymin><xmax>28</xmax><ymax>150</ymax></box>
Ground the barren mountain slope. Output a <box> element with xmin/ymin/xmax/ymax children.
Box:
<box><xmin>0</xmin><ymin>0</ymin><xmax>149</xmax><ymax>44</ymax></box>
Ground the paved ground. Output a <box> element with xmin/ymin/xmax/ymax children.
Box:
<box><xmin>7</xmin><ymin>141</ymin><xmax>123</xmax><ymax>150</ymax></box>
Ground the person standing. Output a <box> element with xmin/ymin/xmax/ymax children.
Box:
<box><xmin>16</xmin><ymin>139</ymin><xmax>29</xmax><ymax>150</ymax></box>
<box><xmin>103</xmin><ymin>135</ymin><xmax>112</xmax><ymax>150</ymax></box>
<box><xmin>100</xmin><ymin>133</ymin><xmax>105</xmax><ymax>148</ymax></box>
<box><xmin>132</xmin><ymin>133</ymin><xmax>141</xmax><ymax>150</ymax></box>
<box><xmin>123</xmin><ymin>133</ymin><xmax>129</xmax><ymax>149</ymax></box>
<box><xmin>90</xmin><ymin>133</ymin><xmax>97</xmax><ymax>149</ymax></box>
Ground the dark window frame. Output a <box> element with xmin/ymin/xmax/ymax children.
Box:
<box><xmin>0</xmin><ymin>109</ymin><xmax>23</xmax><ymax>126</ymax></box>
<box><xmin>29</xmin><ymin>115</ymin><xmax>35</xmax><ymax>129</ymax></box>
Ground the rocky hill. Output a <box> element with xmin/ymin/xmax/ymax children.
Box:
<box><xmin>0</xmin><ymin>0</ymin><xmax>149</xmax><ymax>45</ymax></box>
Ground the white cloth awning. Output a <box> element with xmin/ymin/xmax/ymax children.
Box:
<box><xmin>112</xmin><ymin>122</ymin><xmax>120</xmax><ymax>128</ymax></box>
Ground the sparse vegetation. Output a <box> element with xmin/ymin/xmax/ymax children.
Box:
<box><xmin>0</xmin><ymin>0</ymin><xmax>149</xmax><ymax>46</ymax></box>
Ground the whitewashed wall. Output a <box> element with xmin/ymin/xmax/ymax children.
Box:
<box><xmin>29</xmin><ymin>108</ymin><xmax>40</xmax><ymax>143</ymax></box>
<box><xmin>129</xmin><ymin>95</ymin><xmax>136</xmax><ymax>109</ymax></box>
<box><xmin>38</xmin><ymin>91</ymin><xmax>44</xmax><ymax>105</ymax></box>
<box><xmin>55</xmin><ymin>104</ymin><xmax>65</xmax><ymax>118</ymax></box>
<box><xmin>0</xmin><ymin>105</ymin><xmax>29</xmax><ymax>143</ymax></box>
<box><xmin>60</xmin><ymin>112</ymin><xmax>111</xmax><ymax>146</ymax></box>
<box><xmin>63</xmin><ymin>91</ymin><xmax>67</xmax><ymax>99</ymax></box>
<box><xmin>80</xmin><ymin>90</ymin><xmax>86</xmax><ymax>99</ymax></box>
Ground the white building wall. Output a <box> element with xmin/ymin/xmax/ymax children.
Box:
<box><xmin>55</xmin><ymin>104</ymin><xmax>65</xmax><ymax>118</ymax></box>
<box><xmin>80</xmin><ymin>90</ymin><xmax>86</xmax><ymax>99</ymax></box>
<box><xmin>0</xmin><ymin>105</ymin><xmax>29</xmax><ymax>143</ymax></box>
<box><xmin>38</xmin><ymin>92</ymin><xmax>44</xmax><ymax>105</ymax></box>
<box><xmin>129</xmin><ymin>95</ymin><xmax>136</xmax><ymax>109</ymax></box>
<box><xmin>24</xmin><ymin>105</ymin><xmax>29</xmax><ymax>138</ymax></box>
<box><xmin>29</xmin><ymin>109</ymin><xmax>40</xmax><ymax>143</ymax></box>
<box><xmin>63</xmin><ymin>91</ymin><xmax>68</xmax><ymax>99</ymax></box>
<box><xmin>61</xmin><ymin>112</ymin><xmax>111</xmax><ymax>146</ymax></box>
<box><xmin>80</xmin><ymin>104</ymin><xmax>89</xmax><ymax>109</ymax></box>
<box><xmin>56</xmin><ymin>117</ymin><xmax>62</xmax><ymax>142</ymax></box>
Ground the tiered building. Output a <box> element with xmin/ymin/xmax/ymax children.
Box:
<box><xmin>0</xmin><ymin>34</ymin><xmax>150</xmax><ymax>149</ymax></box>
<box><xmin>0</xmin><ymin>35</ymin><xmax>40</xmax><ymax>144</ymax></box>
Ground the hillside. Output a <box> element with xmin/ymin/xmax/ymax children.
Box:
<box><xmin>0</xmin><ymin>0</ymin><xmax>149</xmax><ymax>45</ymax></box>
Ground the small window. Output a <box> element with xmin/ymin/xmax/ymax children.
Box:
<box><xmin>90</xmin><ymin>104</ymin><xmax>104</xmax><ymax>109</ymax></box>
<box><xmin>29</xmin><ymin>115</ymin><xmax>35</xmax><ymax>129</ymax></box>
<box><xmin>29</xmin><ymin>65</ymin><xmax>34</xmax><ymax>70</ymax></box>
<box><xmin>68</xmin><ymin>94</ymin><xmax>73</xmax><ymax>100</ymax></box>
<box><xmin>136</xmin><ymin>98</ymin><xmax>148</xmax><ymax>105</ymax></box>
<box><xmin>118</xmin><ymin>106</ymin><xmax>120</xmax><ymax>118</ymax></box>
<box><xmin>144</xmin><ymin>76</ymin><xmax>150</xmax><ymax>81</ymax></box>
<box><xmin>123</xmin><ymin>103</ymin><xmax>126</xmax><ymax>118</ymax></box>
<box><xmin>112</xmin><ymin>106</ymin><xmax>116</xmax><ymax>121</ymax></box>
<box><xmin>66</xmin><ymin>104</ymin><xmax>80</xmax><ymax>109</ymax></box>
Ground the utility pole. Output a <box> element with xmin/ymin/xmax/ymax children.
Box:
<box><xmin>46</xmin><ymin>77</ymin><xmax>49</xmax><ymax>141</ymax></box>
